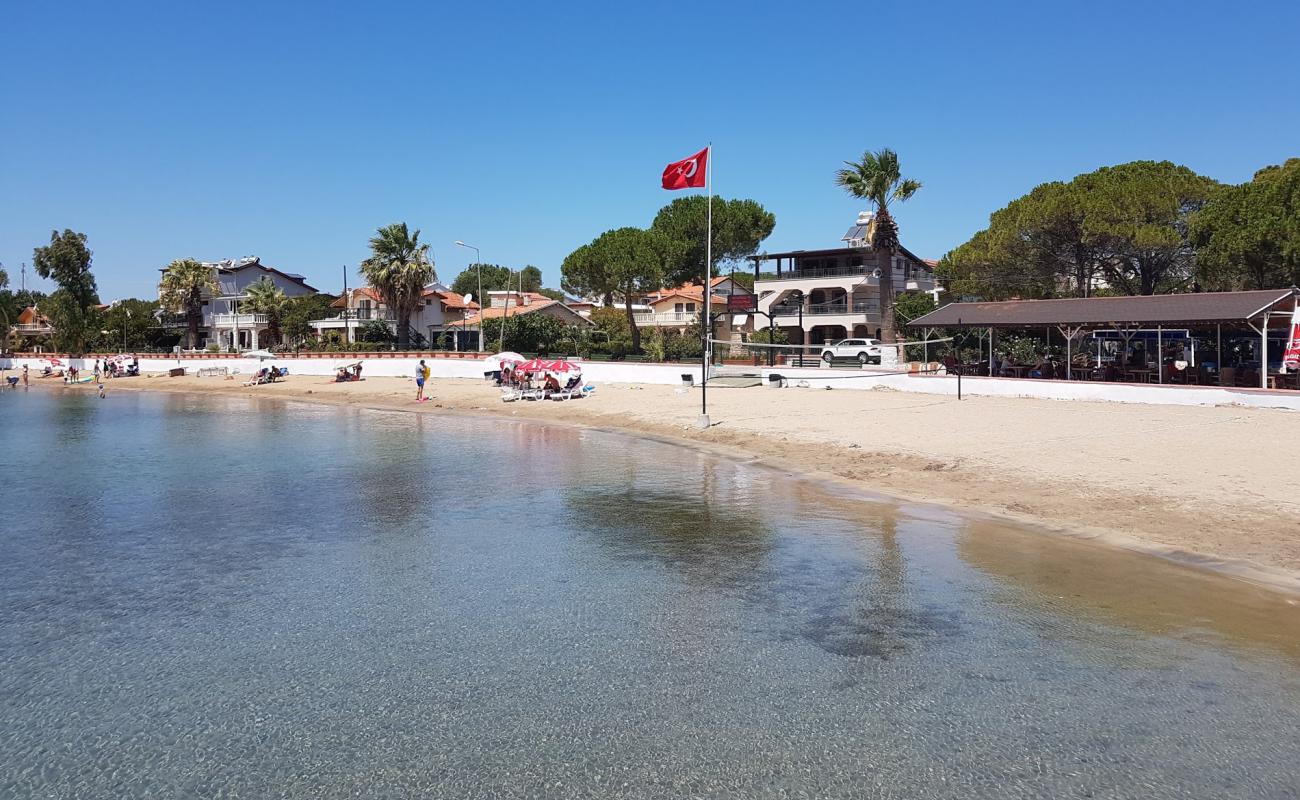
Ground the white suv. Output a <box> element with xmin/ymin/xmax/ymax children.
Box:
<box><xmin>820</xmin><ymin>338</ymin><xmax>882</xmax><ymax>366</ymax></box>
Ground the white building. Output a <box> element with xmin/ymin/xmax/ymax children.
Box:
<box><xmin>748</xmin><ymin>212</ymin><xmax>938</xmax><ymax>346</ymax></box>
<box><xmin>159</xmin><ymin>256</ymin><xmax>318</xmax><ymax>350</ymax></box>
<box><xmin>310</xmin><ymin>283</ymin><xmax>480</xmax><ymax>348</ymax></box>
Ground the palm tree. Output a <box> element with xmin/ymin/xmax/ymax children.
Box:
<box><xmin>359</xmin><ymin>222</ymin><xmax>435</xmax><ymax>348</ymax></box>
<box><xmin>159</xmin><ymin>258</ymin><xmax>218</xmax><ymax>349</ymax></box>
<box><xmin>243</xmin><ymin>277</ymin><xmax>289</xmax><ymax>347</ymax></box>
<box><xmin>835</xmin><ymin>148</ymin><xmax>922</xmax><ymax>351</ymax></box>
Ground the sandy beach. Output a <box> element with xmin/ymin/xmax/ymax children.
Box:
<box><xmin>48</xmin><ymin>372</ymin><xmax>1300</xmax><ymax>593</ymax></box>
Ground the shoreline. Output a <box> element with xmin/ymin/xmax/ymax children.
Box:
<box><xmin>28</xmin><ymin>373</ymin><xmax>1300</xmax><ymax>596</ymax></box>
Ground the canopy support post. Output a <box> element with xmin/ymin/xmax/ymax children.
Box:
<box><xmin>1157</xmin><ymin>325</ymin><xmax>1163</xmax><ymax>384</ymax></box>
<box><xmin>1261</xmin><ymin>313</ymin><xmax>1269</xmax><ymax>388</ymax></box>
<box><xmin>988</xmin><ymin>327</ymin><xmax>995</xmax><ymax>376</ymax></box>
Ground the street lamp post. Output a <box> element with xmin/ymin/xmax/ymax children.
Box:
<box><xmin>455</xmin><ymin>241</ymin><xmax>482</xmax><ymax>351</ymax></box>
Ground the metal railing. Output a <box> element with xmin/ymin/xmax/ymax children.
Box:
<box><xmin>211</xmin><ymin>313</ymin><xmax>268</xmax><ymax>326</ymax></box>
<box><xmin>633</xmin><ymin>311</ymin><xmax>699</xmax><ymax>325</ymax></box>
<box><xmin>763</xmin><ymin>265</ymin><xmax>871</xmax><ymax>281</ymax></box>
<box><xmin>759</xmin><ymin>267</ymin><xmax>925</xmax><ymax>286</ymax></box>
<box><xmin>769</xmin><ymin>301</ymin><xmax>882</xmax><ymax>317</ymax></box>
<box><xmin>314</xmin><ymin>309</ymin><xmax>397</xmax><ymax>323</ymax></box>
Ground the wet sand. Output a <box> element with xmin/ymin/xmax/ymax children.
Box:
<box><xmin>46</xmin><ymin>373</ymin><xmax>1300</xmax><ymax>594</ymax></box>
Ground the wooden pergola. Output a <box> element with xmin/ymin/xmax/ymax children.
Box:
<box><xmin>906</xmin><ymin>288</ymin><xmax>1300</xmax><ymax>388</ymax></box>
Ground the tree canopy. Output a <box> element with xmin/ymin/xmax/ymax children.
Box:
<box><xmin>834</xmin><ymin>148</ymin><xmax>921</xmax><ymax>212</ymax></box>
<box><xmin>562</xmin><ymin>227</ymin><xmax>667</xmax><ymax>351</ymax></box>
<box><xmin>33</xmin><ymin>229</ymin><xmax>100</xmax><ymax>353</ymax></box>
<box><xmin>940</xmin><ymin>161</ymin><xmax>1221</xmax><ymax>299</ymax></box>
<box><xmin>1192</xmin><ymin>158</ymin><xmax>1300</xmax><ymax>291</ymax></box>
<box><xmin>159</xmin><ymin>258</ymin><xmax>218</xmax><ymax>348</ymax></box>
<box><xmin>650</xmin><ymin>196</ymin><xmax>775</xmax><ymax>287</ymax></box>
<box><xmin>449</xmin><ymin>263</ymin><xmax>543</xmax><ymax>306</ymax></box>
<box><xmin>836</xmin><ymin>147</ymin><xmax>922</xmax><ymax>345</ymax></box>
<box><xmin>244</xmin><ymin>277</ymin><xmax>289</xmax><ymax>345</ymax></box>
<box><xmin>359</xmin><ymin>222</ymin><xmax>435</xmax><ymax>348</ymax></box>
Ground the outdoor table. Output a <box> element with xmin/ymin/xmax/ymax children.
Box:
<box><xmin>1124</xmin><ymin>369</ymin><xmax>1152</xmax><ymax>383</ymax></box>
<box><xmin>1002</xmin><ymin>365</ymin><xmax>1030</xmax><ymax>378</ymax></box>
<box><xmin>1070</xmin><ymin>367</ymin><xmax>1095</xmax><ymax>381</ymax></box>
<box><xmin>1267</xmin><ymin>372</ymin><xmax>1297</xmax><ymax>390</ymax></box>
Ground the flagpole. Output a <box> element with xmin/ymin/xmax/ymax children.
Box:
<box><xmin>699</xmin><ymin>143</ymin><xmax>712</xmax><ymax>429</ymax></box>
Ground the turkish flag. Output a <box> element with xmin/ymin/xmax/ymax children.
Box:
<box><xmin>662</xmin><ymin>147</ymin><xmax>708</xmax><ymax>190</ymax></box>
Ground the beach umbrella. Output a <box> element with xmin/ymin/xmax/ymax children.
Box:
<box><xmin>544</xmin><ymin>359</ymin><xmax>577</xmax><ymax>372</ymax></box>
<box><xmin>45</xmin><ymin>357</ymin><xmax>64</xmax><ymax>367</ymax></box>
<box><xmin>243</xmin><ymin>350</ymin><xmax>275</xmax><ymax>361</ymax></box>
<box><xmin>484</xmin><ymin>351</ymin><xmax>525</xmax><ymax>369</ymax></box>
<box><xmin>516</xmin><ymin>358</ymin><xmax>549</xmax><ymax>373</ymax></box>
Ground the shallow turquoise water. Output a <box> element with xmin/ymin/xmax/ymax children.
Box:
<box><xmin>2</xmin><ymin>389</ymin><xmax>1299</xmax><ymax>798</ymax></box>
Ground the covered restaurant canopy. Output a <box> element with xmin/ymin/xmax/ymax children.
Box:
<box><xmin>906</xmin><ymin>288</ymin><xmax>1299</xmax><ymax>330</ymax></box>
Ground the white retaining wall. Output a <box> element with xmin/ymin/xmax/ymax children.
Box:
<box><xmin>0</xmin><ymin>354</ymin><xmax>706</xmax><ymax>386</ymax></box>
<box><xmin>5</xmin><ymin>354</ymin><xmax>1297</xmax><ymax>410</ymax></box>
<box><xmin>759</xmin><ymin>366</ymin><xmax>1300</xmax><ymax>411</ymax></box>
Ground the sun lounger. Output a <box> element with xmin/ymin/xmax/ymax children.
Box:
<box><xmin>549</xmin><ymin>376</ymin><xmax>586</xmax><ymax>401</ymax></box>
<box><xmin>500</xmin><ymin>387</ymin><xmax>521</xmax><ymax>402</ymax></box>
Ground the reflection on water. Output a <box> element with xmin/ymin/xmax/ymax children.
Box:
<box><xmin>1</xmin><ymin>390</ymin><xmax>1299</xmax><ymax>799</ymax></box>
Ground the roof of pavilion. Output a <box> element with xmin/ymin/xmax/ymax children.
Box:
<box><xmin>907</xmin><ymin>288</ymin><xmax>1299</xmax><ymax>330</ymax></box>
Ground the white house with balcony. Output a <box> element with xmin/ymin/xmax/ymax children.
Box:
<box><xmin>747</xmin><ymin>212</ymin><xmax>937</xmax><ymax>346</ymax></box>
<box><xmin>634</xmin><ymin>277</ymin><xmax>752</xmax><ymax>341</ymax></box>
<box><xmin>311</xmin><ymin>283</ymin><xmax>479</xmax><ymax>348</ymax></box>
<box><xmin>159</xmin><ymin>256</ymin><xmax>319</xmax><ymax>350</ymax></box>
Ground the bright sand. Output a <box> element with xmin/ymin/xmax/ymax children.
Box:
<box><xmin>58</xmin><ymin>373</ymin><xmax>1300</xmax><ymax>593</ymax></box>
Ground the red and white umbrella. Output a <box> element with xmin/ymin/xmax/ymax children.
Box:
<box><xmin>44</xmin><ymin>357</ymin><xmax>64</xmax><ymax>367</ymax></box>
<box><xmin>1284</xmin><ymin>306</ymin><xmax>1300</xmax><ymax>371</ymax></box>
<box><xmin>544</xmin><ymin>359</ymin><xmax>578</xmax><ymax>372</ymax></box>
<box><xmin>516</xmin><ymin>358</ymin><xmax>550</xmax><ymax>373</ymax></box>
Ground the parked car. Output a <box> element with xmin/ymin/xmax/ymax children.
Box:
<box><xmin>820</xmin><ymin>338</ymin><xmax>882</xmax><ymax>366</ymax></box>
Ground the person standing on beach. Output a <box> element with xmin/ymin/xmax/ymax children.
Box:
<box><xmin>22</xmin><ymin>365</ymin><xmax>29</xmax><ymax>387</ymax></box>
<box><xmin>415</xmin><ymin>359</ymin><xmax>428</xmax><ymax>402</ymax></box>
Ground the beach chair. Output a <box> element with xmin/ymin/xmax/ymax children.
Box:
<box><xmin>550</xmin><ymin>375</ymin><xmax>584</xmax><ymax>401</ymax></box>
<box><xmin>500</xmin><ymin>387</ymin><xmax>521</xmax><ymax>402</ymax></box>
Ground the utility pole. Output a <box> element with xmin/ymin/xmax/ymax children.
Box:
<box><xmin>342</xmin><ymin>264</ymin><xmax>352</xmax><ymax>345</ymax></box>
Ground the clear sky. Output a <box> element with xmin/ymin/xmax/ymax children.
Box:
<box><xmin>3</xmin><ymin>0</ymin><xmax>1298</xmax><ymax>301</ymax></box>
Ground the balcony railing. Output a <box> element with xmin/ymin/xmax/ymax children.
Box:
<box><xmin>211</xmin><ymin>313</ymin><xmax>268</xmax><ymax>326</ymax></box>
<box><xmin>633</xmin><ymin>311</ymin><xmax>699</xmax><ymax>325</ymax></box>
<box><xmin>770</xmin><ymin>301</ymin><xmax>882</xmax><ymax>317</ymax></box>
<box><xmin>765</xmin><ymin>265</ymin><xmax>870</xmax><ymax>281</ymax></box>
<box><xmin>14</xmin><ymin>323</ymin><xmax>53</xmax><ymax>333</ymax></box>
<box><xmin>331</xmin><ymin>308</ymin><xmax>397</xmax><ymax>321</ymax></box>
<box><xmin>759</xmin><ymin>267</ymin><xmax>926</xmax><ymax>285</ymax></box>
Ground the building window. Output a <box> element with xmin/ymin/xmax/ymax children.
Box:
<box><xmin>686</xmin><ymin>303</ymin><xmax>696</xmax><ymax>312</ymax></box>
<box><xmin>849</xmin><ymin>256</ymin><xmax>863</xmax><ymax>267</ymax></box>
<box><xmin>674</xmin><ymin>303</ymin><xmax>684</xmax><ymax>313</ymax></box>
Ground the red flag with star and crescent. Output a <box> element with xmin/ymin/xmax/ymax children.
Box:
<box><xmin>662</xmin><ymin>147</ymin><xmax>708</xmax><ymax>190</ymax></box>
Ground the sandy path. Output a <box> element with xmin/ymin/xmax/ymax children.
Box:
<box><xmin>50</xmin><ymin>373</ymin><xmax>1300</xmax><ymax>592</ymax></box>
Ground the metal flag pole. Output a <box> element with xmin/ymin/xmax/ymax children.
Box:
<box><xmin>699</xmin><ymin>143</ymin><xmax>713</xmax><ymax>429</ymax></box>
<box><xmin>342</xmin><ymin>264</ymin><xmax>351</xmax><ymax>345</ymax></box>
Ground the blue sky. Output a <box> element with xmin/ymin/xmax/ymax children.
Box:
<box><xmin>3</xmin><ymin>0</ymin><xmax>1298</xmax><ymax>300</ymax></box>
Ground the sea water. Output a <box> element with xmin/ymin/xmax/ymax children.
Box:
<box><xmin>1</xmin><ymin>390</ymin><xmax>1298</xmax><ymax>798</ymax></box>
